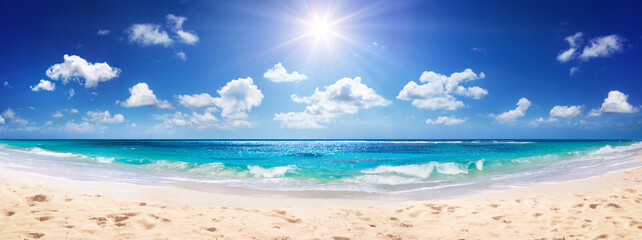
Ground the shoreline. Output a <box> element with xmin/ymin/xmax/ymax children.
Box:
<box><xmin>0</xmin><ymin>150</ymin><xmax>640</xmax><ymax>207</ymax></box>
<box><xmin>0</xmin><ymin>152</ymin><xmax>641</xmax><ymax>239</ymax></box>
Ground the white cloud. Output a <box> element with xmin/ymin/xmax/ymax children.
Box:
<box><xmin>83</xmin><ymin>110</ymin><xmax>126</xmax><ymax>124</ymax></box>
<box><xmin>30</xmin><ymin>79</ymin><xmax>55</xmax><ymax>91</ymax></box>
<box><xmin>0</xmin><ymin>116</ymin><xmax>4</xmax><ymax>125</ymax></box>
<box><xmin>166</xmin><ymin>14</ymin><xmax>187</xmax><ymax>30</ymax></box>
<box><xmin>128</xmin><ymin>24</ymin><xmax>173</xmax><ymax>46</ymax></box>
<box><xmin>97</xmin><ymin>29</ymin><xmax>111</xmax><ymax>35</ymax></box>
<box><xmin>549</xmin><ymin>105</ymin><xmax>582</xmax><ymax>119</ymax></box>
<box><xmin>46</xmin><ymin>54</ymin><xmax>121</xmax><ymax>88</ymax></box>
<box><xmin>557</xmin><ymin>48</ymin><xmax>576</xmax><ymax>63</ymax></box>
<box><xmin>565</xmin><ymin>32</ymin><xmax>584</xmax><ymax>47</ymax></box>
<box><xmin>495</xmin><ymin>98</ymin><xmax>531</xmax><ymax>122</ymax></box>
<box><xmin>154</xmin><ymin>111</ymin><xmax>251</xmax><ymax>130</ymax></box>
<box><xmin>275</xmin><ymin>77</ymin><xmax>390</xmax><ymax>129</ymax></box>
<box><xmin>397</xmin><ymin>69</ymin><xmax>487</xmax><ymax>110</ymax></box>
<box><xmin>2</xmin><ymin>108</ymin><xmax>15</xmax><ymax>119</ymax></box>
<box><xmin>119</xmin><ymin>83</ymin><xmax>172</xmax><ymax>109</ymax></box>
<box><xmin>45</xmin><ymin>121</ymin><xmax>53</xmax><ymax>126</ymax></box>
<box><xmin>127</xmin><ymin>14</ymin><xmax>198</xmax><ymax>48</ymax></box>
<box><xmin>68</xmin><ymin>88</ymin><xmax>75</xmax><ymax>99</ymax></box>
<box><xmin>471</xmin><ymin>47</ymin><xmax>486</xmax><ymax>52</ymax></box>
<box><xmin>569</xmin><ymin>67</ymin><xmax>579</xmax><ymax>75</ymax></box>
<box><xmin>65</xmin><ymin>108</ymin><xmax>79</xmax><ymax>114</ymax></box>
<box><xmin>556</xmin><ymin>32</ymin><xmax>583</xmax><ymax>63</ymax></box>
<box><xmin>52</xmin><ymin>111</ymin><xmax>64</xmax><ymax>118</ymax></box>
<box><xmin>263</xmin><ymin>63</ymin><xmax>308</xmax><ymax>83</ymax></box>
<box><xmin>425</xmin><ymin>116</ymin><xmax>466</xmax><ymax>125</ymax></box>
<box><xmin>588</xmin><ymin>90</ymin><xmax>638</xmax><ymax>117</ymax></box>
<box><xmin>176</xmin><ymin>51</ymin><xmax>187</xmax><ymax>61</ymax></box>
<box><xmin>64</xmin><ymin>120</ymin><xmax>94</xmax><ymax>133</ymax></box>
<box><xmin>580</xmin><ymin>34</ymin><xmax>623</xmax><ymax>60</ymax></box>
<box><xmin>2</xmin><ymin>108</ymin><xmax>28</xmax><ymax>125</ymax></box>
<box><xmin>213</xmin><ymin>77</ymin><xmax>263</xmax><ymax>118</ymax></box>
<box><xmin>176</xmin><ymin>30</ymin><xmax>199</xmax><ymax>45</ymax></box>
<box><xmin>176</xmin><ymin>93</ymin><xmax>217</xmax><ymax>109</ymax></box>
<box><xmin>557</xmin><ymin>33</ymin><xmax>624</xmax><ymax>63</ymax></box>
<box><xmin>3</xmin><ymin>81</ymin><xmax>8</xmax><ymax>87</ymax></box>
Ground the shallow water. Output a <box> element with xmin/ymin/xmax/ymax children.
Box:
<box><xmin>0</xmin><ymin>140</ymin><xmax>640</xmax><ymax>199</ymax></box>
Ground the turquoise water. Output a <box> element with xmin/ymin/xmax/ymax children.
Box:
<box><xmin>0</xmin><ymin>140</ymin><xmax>640</xmax><ymax>199</ymax></box>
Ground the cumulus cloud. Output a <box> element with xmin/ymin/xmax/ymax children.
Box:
<box><xmin>550</xmin><ymin>105</ymin><xmax>582</xmax><ymax>119</ymax></box>
<box><xmin>52</xmin><ymin>111</ymin><xmax>64</xmax><ymax>118</ymax></box>
<box><xmin>83</xmin><ymin>110</ymin><xmax>126</xmax><ymax>124</ymax></box>
<box><xmin>128</xmin><ymin>24</ymin><xmax>173</xmax><ymax>46</ymax></box>
<box><xmin>176</xmin><ymin>30</ymin><xmax>199</xmax><ymax>45</ymax></box>
<box><xmin>495</xmin><ymin>98</ymin><xmax>531</xmax><ymax>122</ymax></box>
<box><xmin>397</xmin><ymin>69</ymin><xmax>487</xmax><ymax>110</ymax></box>
<box><xmin>569</xmin><ymin>67</ymin><xmax>579</xmax><ymax>76</ymax></box>
<box><xmin>64</xmin><ymin>120</ymin><xmax>94</xmax><ymax>133</ymax></box>
<box><xmin>97</xmin><ymin>29</ymin><xmax>111</xmax><ymax>35</ymax></box>
<box><xmin>275</xmin><ymin>77</ymin><xmax>390</xmax><ymax>129</ymax></box>
<box><xmin>425</xmin><ymin>116</ymin><xmax>466</xmax><ymax>125</ymax></box>
<box><xmin>2</xmin><ymin>108</ymin><xmax>28</xmax><ymax>125</ymax></box>
<box><xmin>557</xmin><ymin>32</ymin><xmax>583</xmax><ymax>63</ymax></box>
<box><xmin>580</xmin><ymin>34</ymin><xmax>623</xmax><ymax>60</ymax></box>
<box><xmin>119</xmin><ymin>83</ymin><xmax>172</xmax><ymax>109</ymax></box>
<box><xmin>263</xmin><ymin>63</ymin><xmax>308</xmax><ymax>83</ymax></box>
<box><xmin>214</xmin><ymin>77</ymin><xmax>263</xmax><ymax>118</ymax></box>
<box><xmin>166</xmin><ymin>14</ymin><xmax>187</xmax><ymax>30</ymax></box>
<box><xmin>0</xmin><ymin>116</ymin><xmax>4</xmax><ymax>125</ymax></box>
<box><xmin>176</xmin><ymin>93</ymin><xmax>217</xmax><ymax>109</ymax></box>
<box><xmin>45</xmin><ymin>54</ymin><xmax>120</xmax><ymax>88</ymax></box>
<box><xmin>154</xmin><ymin>111</ymin><xmax>252</xmax><ymax>130</ymax></box>
<box><xmin>588</xmin><ymin>90</ymin><xmax>638</xmax><ymax>117</ymax></box>
<box><xmin>175</xmin><ymin>51</ymin><xmax>187</xmax><ymax>61</ymax></box>
<box><xmin>128</xmin><ymin>14</ymin><xmax>198</xmax><ymax>47</ymax></box>
<box><xmin>65</xmin><ymin>108</ymin><xmax>79</xmax><ymax>114</ymax></box>
<box><xmin>30</xmin><ymin>79</ymin><xmax>55</xmax><ymax>91</ymax></box>
<box><xmin>163</xmin><ymin>78</ymin><xmax>263</xmax><ymax>129</ymax></box>
<box><xmin>557</xmin><ymin>32</ymin><xmax>623</xmax><ymax>63</ymax></box>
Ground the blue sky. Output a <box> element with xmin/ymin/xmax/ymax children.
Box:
<box><xmin>1</xmin><ymin>0</ymin><xmax>641</xmax><ymax>139</ymax></box>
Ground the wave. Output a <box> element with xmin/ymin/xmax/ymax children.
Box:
<box><xmin>475</xmin><ymin>159</ymin><xmax>485</xmax><ymax>171</ymax></box>
<box><xmin>27</xmin><ymin>147</ymin><xmax>82</xmax><ymax>158</ymax></box>
<box><xmin>360</xmin><ymin>160</ymin><xmax>478</xmax><ymax>181</ymax></box>
<box><xmin>345</xmin><ymin>175</ymin><xmax>423</xmax><ymax>185</ymax></box>
<box><xmin>591</xmin><ymin>142</ymin><xmax>642</xmax><ymax>155</ymax></box>
<box><xmin>247</xmin><ymin>165</ymin><xmax>296</xmax><ymax>178</ymax></box>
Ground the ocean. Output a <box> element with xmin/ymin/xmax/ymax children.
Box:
<box><xmin>0</xmin><ymin>140</ymin><xmax>640</xmax><ymax>199</ymax></box>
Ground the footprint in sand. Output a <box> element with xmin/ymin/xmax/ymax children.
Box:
<box><xmin>28</xmin><ymin>194</ymin><xmax>47</xmax><ymax>202</ymax></box>
<box><xmin>332</xmin><ymin>237</ymin><xmax>350</xmax><ymax>240</ymax></box>
<box><xmin>36</xmin><ymin>216</ymin><xmax>53</xmax><ymax>221</ymax></box>
<box><xmin>28</xmin><ymin>233</ymin><xmax>44</xmax><ymax>239</ymax></box>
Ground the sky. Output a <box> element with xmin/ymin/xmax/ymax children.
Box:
<box><xmin>0</xmin><ymin>0</ymin><xmax>641</xmax><ymax>139</ymax></box>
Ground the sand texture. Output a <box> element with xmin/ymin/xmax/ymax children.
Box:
<box><xmin>1</xmin><ymin>166</ymin><xmax>641</xmax><ymax>239</ymax></box>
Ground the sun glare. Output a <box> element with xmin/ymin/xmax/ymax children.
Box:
<box><xmin>311</xmin><ymin>20</ymin><xmax>331</xmax><ymax>37</ymax></box>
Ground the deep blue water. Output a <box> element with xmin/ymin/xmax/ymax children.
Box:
<box><xmin>0</xmin><ymin>140</ymin><xmax>640</xmax><ymax>198</ymax></box>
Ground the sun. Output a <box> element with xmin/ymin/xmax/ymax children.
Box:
<box><xmin>311</xmin><ymin>20</ymin><xmax>331</xmax><ymax>37</ymax></box>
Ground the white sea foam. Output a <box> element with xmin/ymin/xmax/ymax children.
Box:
<box><xmin>475</xmin><ymin>159</ymin><xmax>485</xmax><ymax>171</ymax></box>
<box><xmin>591</xmin><ymin>142</ymin><xmax>642</xmax><ymax>156</ymax></box>
<box><xmin>361</xmin><ymin>161</ymin><xmax>471</xmax><ymax>180</ymax></box>
<box><xmin>95</xmin><ymin>157</ymin><xmax>115</xmax><ymax>163</ymax></box>
<box><xmin>247</xmin><ymin>165</ymin><xmax>295</xmax><ymax>178</ymax></box>
<box><xmin>346</xmin><ymin>175</ymin><xmax>422</xmax><ymax>185</ymax></box>
<box><xmin>27</xmin><ymin>147</ymin><xmax>81</xmax><ymax>158</ymax></box>
<box><xmin>362</xmin><ymin>163</ymin><xmax>437</xmax><ymax>178</ymax></box>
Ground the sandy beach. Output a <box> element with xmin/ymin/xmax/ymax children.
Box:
<box><xmin>1</xmin><ymin>153</ymin><xmax>641</xmax><ymax>239</ymax></box>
